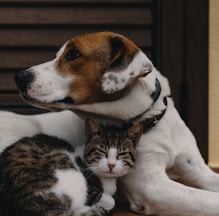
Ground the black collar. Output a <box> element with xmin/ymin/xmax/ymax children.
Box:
<box><xmin>123</xmin><ymin>79</ymin><xmax>167</xmax><ymax>133</ymax></box>
<box><xmin>139</xmin><ymin>97</ymin><xmax>167</xmax><ymax>133</ymax></box>
<box><xmin>151</xmin><ymin>78</ymin><xmax>161</xmax><ymax>102</ymax></box>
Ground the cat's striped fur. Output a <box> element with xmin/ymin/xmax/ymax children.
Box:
<box><xmin>0</xmin><ymin>118</ymin><xmax>142</xmax><ymax>216</ymax></box>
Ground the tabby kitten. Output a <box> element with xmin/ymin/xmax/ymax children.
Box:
<box><xmin>0</xmin><ymin>118</ymin><xmax>143</xmax><ymax>216</ymax></box>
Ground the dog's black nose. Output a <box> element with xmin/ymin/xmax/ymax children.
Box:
<box><xmin>15</xmin><ymin>70</ymin><xmax>34</xmax><ymax>92</ymax></box>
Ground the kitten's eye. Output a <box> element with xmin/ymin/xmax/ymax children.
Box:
<box><xmin>117</xmin><ymin>152</ymin><xmax>128</xmax><ymax>159</ymax></box>
<box><xmin>94</xmin><ymin>148</ymin><xmax>107</xmax><ymax>158</ymax></box>
<box><xmin>92</xmin><ymin>151</ymin><xmax>105</xmax><ymax>161</ymax></box>
<box><xmin>65</xmin><ymin>49</ymin><xmax>81</xmax><ymax>61</ymax></box>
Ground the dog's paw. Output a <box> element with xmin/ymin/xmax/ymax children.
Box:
<box><xmin>97</xmin><ymin>193</ymin><xmax>115</xmax><ymax>210</ymax></box>
<box><xmin>131</xmin><ymin>203</ymin><xmax>145</xmax><ymax>213</ymax></box>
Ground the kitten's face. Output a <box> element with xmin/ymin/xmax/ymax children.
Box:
<box><xmin>84</xmin><ymin>118</ymin><xmax>143</xmax><ymax>178</ymax></box>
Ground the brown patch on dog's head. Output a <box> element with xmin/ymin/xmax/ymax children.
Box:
<box><xmin>55</xmin><ymin>31</ymin><xmax>152</xmax><ymax>105</ymax></box>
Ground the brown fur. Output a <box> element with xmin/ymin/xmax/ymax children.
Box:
<box><xmin>57</xmin><ymin>32</ymin><xmax>139</xmax><ymax>104</ymax></box>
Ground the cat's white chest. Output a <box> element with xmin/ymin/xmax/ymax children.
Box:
<box><xmin>101</xmin><ymin>178</ymin><xmax>117</xmax><ymax>195</ymax></box>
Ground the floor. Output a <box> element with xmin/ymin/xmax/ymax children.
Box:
<box><xmin>114</xmin><ymin>212</ymin><xmax>139</xmax><ymax>216</ymax></box>
<box><xmin>113</xmin><ymin>202</ymin><xmax>140</xmax><ymax>216</ymax></box>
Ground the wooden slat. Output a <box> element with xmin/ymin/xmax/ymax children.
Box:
<box><xmin>0</xmin><ymin>0</ymin><xmax>152</xmax><ymax>3</ymax></box>
<box><xmin>0</xmin><ymin>93</ymin><xmax>47</xmax><ymax>114</ymax></box>
<box><xmin>0</xmin><ymin>72</ymin><xmax>17</xmax><ymax>91</ymax></box>
<box><xmin>0</xmin><ymin>93</ymin><xmax>45</xmax><ymax>114</ymax></box>
<box><xmin>0</xmin><ymin>94</ymin><xmax>23</xmax><ymax>104</ymax></box>
<box><xmin>0</xmin><ymin>6</ymin><xmax>151</xmax><ymax>26</ymax></box>
<box><xmin>0</xmin><ymin>28</ymin><xmax>152</xmax><ymax>48</ymax></box>
<box><xmin>0</xmin><ymin>49</ymin><xmax>55</xmax><ymax>69</ymax></box>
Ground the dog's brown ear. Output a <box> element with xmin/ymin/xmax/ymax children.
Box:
<box><xmin>102</xmin><ymin>36</ymin><xmax>153</xmax><ymax>94</ymax></box>
<box><xmin>107</xmin><ymin>36</ymin><xmax>127</xmax><ymax>71</ymax></box>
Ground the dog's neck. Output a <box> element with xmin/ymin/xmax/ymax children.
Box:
<box><xmin>72</xmin><ymin>70</ymin><xmax>170</xmax><ymax>126</ymax></box>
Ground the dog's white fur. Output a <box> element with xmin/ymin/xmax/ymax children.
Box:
<box><xmin>0</xmin><ymin>110</ymin><xmax>85</xmax><ymax>153</ymax></box>
<box><xmin>26</xmin><ymin>61</ymin><xmax>72</xmax><ymax>104</ymax></box>
<box><xmin>5</xmin><ymin>32</ymin><xmax>219</xmax><ymax>215</ymax></box>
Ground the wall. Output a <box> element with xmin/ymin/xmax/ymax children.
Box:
<box><xmin>209</xmin><ymin>0</ymin><xmax>219</xmax><ymax>166</ymax></box>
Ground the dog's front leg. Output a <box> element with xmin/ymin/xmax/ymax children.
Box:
<box><xmin>121</xmin><ymin>152</ymin><xmax>219</xmax><ymax>216</ymax></box>
<box><xmin>174</xmin><ymin>143</ymin><xmax>219</xmax><ymax>192</ymax></box>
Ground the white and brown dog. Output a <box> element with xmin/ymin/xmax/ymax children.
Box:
<box><xmin>12</xmin><ymin>31</ymin><xmax>219</xmax><ymax>215</ymax></box>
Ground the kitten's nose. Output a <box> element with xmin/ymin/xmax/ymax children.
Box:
<box><xmin>108</xmin><ymin>163</ymin><xmax>116</xmax><ymax>171</ymax></box>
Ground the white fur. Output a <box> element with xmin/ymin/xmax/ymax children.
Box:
<box><xmin>96</xmin><ymin>192</ymin><xmax>115</xmax><ymax>211</ymax></box>
<box><xmin>20</xmin><ymin>42</ymin><xmax>71</xmax><ymax>105</ymax></box>
<box><xmin>102</xmin><ymin>178</ymin><xmax>116</xmax><ymax>195</ymax></box>
<box><xmin>27</xmin><ymin>59</ymin><xmax>72</xmax><ymax>103</ymax></box>
<box><xmin>51</xmin><ymin>168</ymin><xmax>87</xmax><ymax>212</ymax></box>
<box><xmin>91</xmin><ymin>147</ymin><xmax>126</xmax><ymax>179</ymax></box>
<box><xmin>108</xmin><ymin>148</ymin><xmax>117</xmax><ymax>165</ymax></box>
<box><xmin>0</xmin><ymin>110</ymin><xmax>85</xmax><ymax>153</ymax></box>
<box><xmin>4</xmin><ymin>33</ymin><xmax>219</xmax><ymax>215</ymax></box>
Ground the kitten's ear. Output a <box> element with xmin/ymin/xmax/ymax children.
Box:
<box><xmin>126</xmin><ymin>124</ymin><xmax>143</xmax><ymax>146</ymax></box>
<box><xmin>85</xmin><ymin>118</ymin><xmax>102</xmax><ymax>138</ymax></box>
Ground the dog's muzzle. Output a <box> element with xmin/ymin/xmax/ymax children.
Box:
<box><xmin>14</xmin><ymin>70</ymin><xmax>74</xmax><ymax>106</ymax></box>
<box><xmin>15</xmin><ymin>70</ymin><xmax>34</xmax><ymax>93</ymax></box>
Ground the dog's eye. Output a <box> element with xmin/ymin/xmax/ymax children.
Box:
<box><xmin>65</xmin><ymin>49</ymin><xmax>81</xmax><ymax>61</ymax></box>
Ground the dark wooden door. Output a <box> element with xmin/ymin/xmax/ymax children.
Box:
<box><xmin>155</xmin><ymin>0</ymin><xmax>209</xmax><ymax>161</ymax></box>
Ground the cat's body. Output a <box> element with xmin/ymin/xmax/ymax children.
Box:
<box><xmin>0</xmin><ymin>119</ymin><xmax>142</xmax><ymax>216</ymax></box>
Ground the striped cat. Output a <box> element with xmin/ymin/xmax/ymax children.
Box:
<box><xmin>0</xmin><ymin>118</ymin><xmax>143</xmax><ymax>216</ymax></box>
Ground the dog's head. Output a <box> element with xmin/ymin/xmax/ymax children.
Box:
<box><xmin>15</xmin><ymin>32</ymin><xmax>154</xmax><ymax>110</ymax></box>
